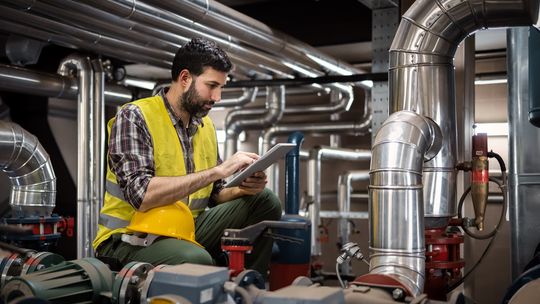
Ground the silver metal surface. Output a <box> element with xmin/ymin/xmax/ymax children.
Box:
<box><xmin>224</xmin><ymin>86</ymin><xmax>285</xmax><ymax>159</ymax></box>
<box><xmin>91</xmin><ymin>59</ymin><xmax>105</xmax><ymax>249</ymax></box>
<box><xmin>337</xmin><ymin>170</ymin><xmax>369</xmax><ymax>275</ymax></box>
<box><xmin>58</xmin><ymin>55</ymin><xmax>93</xmax><ymax>259</ymax></box>
<box><xmin>508</xmin><ymin>27</ymin><xmax>540</xmax><ymax>279</ymax></box>
<box><xmin>308</xmin><ymin>147</ymin><xmax>371</xmax><ymax>256</ymax></box>
<box><xmin>215</xmin><ymin>88</ymin><xmax>258</xmax><ymax>108</ymax></box>
<box><xmin>371</xmin><ymin>7</ymin><xmax>399</xmax><ymax>139</ymax></box>
<box><xmin>0</xmin><ymin>64</ymin><xmax>132</xmax><ymax>105</ymax></box>
<box><xmin>357</xmin><ymin>0</ymin><xmax>398</xmax><ymax>9</ymax></box>
<box><xmin>369</xmin><ymin>111</ymin><xmax>442</xmax><ymax>296</ymax></box>
<box><xmin>0</xmin><ymin>122</ymin><xmax>56</xmax><ymax>217</ymax></box>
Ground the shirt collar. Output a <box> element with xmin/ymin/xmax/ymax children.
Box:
<box><xmin>158</xmin><ymin>88</ymin><xmax>203</xmax><ymax>133</ymax></box>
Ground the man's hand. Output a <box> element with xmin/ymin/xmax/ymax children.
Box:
<box><xmin>238</xmin><ymin>171</ymin><xmax>267</xmax><ymax>195</ymax></box>
<box><xmin>217</xmin><ymin>151</ymin><xmax>259</xmax><ymax>179</ymax></box>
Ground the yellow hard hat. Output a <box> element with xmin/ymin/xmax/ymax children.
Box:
<box><xmin>127</xmin><ymin>202</ymin><xmax>203</xmax><ymax>247</ymax></box>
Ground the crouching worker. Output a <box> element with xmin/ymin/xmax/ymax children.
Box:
<box><xmin>92</xmin><ymin>38</ymin><xmax>282</xmax><ymax>278</ymax></box>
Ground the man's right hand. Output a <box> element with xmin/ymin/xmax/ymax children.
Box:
<box><xmin>217</xmin><ymin>151</ymin><xmax>259</xmax><ymax>178</ymax></box>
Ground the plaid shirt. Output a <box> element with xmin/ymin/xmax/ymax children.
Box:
<box><xmin>108</xmin><ymin>89</ymin><xmax>224</xmax><ymax>210</ymax></box>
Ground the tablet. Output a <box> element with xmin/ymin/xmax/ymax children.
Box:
<box><xmin>225</xmin><ymin>143</ymin><xmax>296</xmax><ymax>188</ymax></box>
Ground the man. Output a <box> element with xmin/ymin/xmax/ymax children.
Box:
<box><xmin>93</xmin><ymin>38</ymin><xmax>282</xmax><ymax>278</ymax></box>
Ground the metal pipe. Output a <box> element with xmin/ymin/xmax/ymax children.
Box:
<box><xmin>0</xmin><ymin>5</ymin><xmax>173</xmax><ymax>68</ymax></box>
<box><xmin>224</xmin><ymin>86</ymin><xmax>285</xmax><ymax>159</ymax></box>
<box><xmin>369</xmin><ymin>111</ymin><xmax>442</xmax><ymax>296</ymax></box>
<box><xmin>308</xmin><ymin>147</ymin><xmax>371</xmax><ymax>256</ymax></box>
<box><xmin>78</xmin><ymin>0</ymin><xmax>298</xmax><ymax>78</ymax></box>
<box><xmin>285</xmin><ymin>132</ymin><xmax>304</xmax><ymax>215</ymax></box>
<box><xmin>390</xmin><ymin>0</ymin><xmax>540</xmax><ymax>223</ymax></box>
<box><xmin>58</xmin><ymin>55</ymin><xmax>94</xmax><ymax>259</ymax></box>
<box><xmin>337</xmin><ymin>170</ymin><xmax>369</xmax><ymax>276</ymax></box>
<box><xmin>215</xmin><ymin>87</ymin><xmax>259</xmax><ymax>108</ymax></box>
<box><xmin>144</xmin><ymin>0</ymin><xmax>365</xmax><ymax>76</ymax></box>
<box><xmin>0</xmin><ymin>64</ymin><xmax>133</xmax><ymax>105</ymax></box>
<box><xmin>91</xmin><ymin>59</ymin><xmax>105</xmax><ymax>251</ymax></box>
<box><xmin>0</xmin><ymin>122</ymin><xmax>56</xmax><ymax>218</ymax></box>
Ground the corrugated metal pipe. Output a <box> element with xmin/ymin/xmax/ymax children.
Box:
<box><xmin>390</xmin><ymin>0</ymin><xmax>540</xmax><ymax>225</ymax></box>
<box><xmin>369</xmin><ymin>111</ymin><xmax>442</xmax><ymax>296</ymax></box>
<box><xmin>224</xmin><ymin>86</ymin><xmax>285</xmax><ymax>159</ymax></box>
<box><xmin>0</xmin><ymin>121</ymin><xmax>56</xmax><ymax>218</ymax></box>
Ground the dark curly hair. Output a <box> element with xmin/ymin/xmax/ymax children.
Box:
<box><xmin>171</xmin><ymin>38</ymin><xmax>233</xmax><ymax>81</ymax></box>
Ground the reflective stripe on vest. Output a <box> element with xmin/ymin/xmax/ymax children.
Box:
<box><xmin>106</xmin><ymin>180</ymin><xmax>126</xmax><ymax>201</ymax></box>
<box><xmin>189</xmin><ymin>197</ymin><xmax>210</xmax><ymax>211</ymax></box>
<box><xmin>98</xmin><ymin>213</ymin><xmax>130</xmax><ymax>230</ymax></box>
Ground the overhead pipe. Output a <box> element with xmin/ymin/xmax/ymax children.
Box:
<box><xmin>337</xmin><ymin>170</ymin><xmax>369</xmax><ymax>276</ymax></box>
<box><xmin>0</xmin><ymin>6</ymin><xmax>172</xmax><ymax>69</ymax></box>
<box><xmin>144</xmin><ymin>0</ymin><xmax>365</xmax><ymax>76</ymax></box>
<box><xmin>0</xmin><ymin>121</ymin><xmax>56</xmax><ymax>217</ymax></box>
<box><xmin>0</xmin><ymin>64</ymin><xmax>133</xmax><ymax>105</ymax></box>
<box><xmin>308</xmin><ymin>147</ymin><xmax>371</xmax><ymax>256</ymax></box>
<box><xmin>368</xmin><ymin>111</ymin><xmax>442</xmax><ymax>296</ymax></box>
<box><xmin>224</xmin><ymin>86</ymin><xmax>285</xmax><ymax>160</ymax></box>
<box><xmin>64</xmin><ymin>0</ymin><xmax>298</xmax><ymax>78</ymax></box>
<box><xmin>58</xmin><ymin>55</ymin><xmax>94</xmax><ymax>259</ymax></box>
<box><xmin>390</xmin><ymin>0</ymin><xmax>540</xmax><ymax>226</ymax></box>
<box><xmin>91</xmin><ymin>59</ymin><xmax>106</xmax><ymax>251</ymax></box>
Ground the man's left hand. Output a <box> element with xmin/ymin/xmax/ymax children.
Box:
<box><xmin>239</xmin><ymin>171</ymin><xmax>267</xmax><ymax>195</ymax></box>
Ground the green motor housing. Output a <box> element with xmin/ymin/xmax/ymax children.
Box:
<box><xmin>2</xmin><ymin>258</ymin><xmax>113</xmax><ymax>304</ymax></box>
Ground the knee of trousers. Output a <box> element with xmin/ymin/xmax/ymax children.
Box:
<box><xmin>259</xmin><ymin>188</ymin><xmax>282</xmax><ymax>220</ymax></box>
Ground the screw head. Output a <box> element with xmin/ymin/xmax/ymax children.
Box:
<box><xmin>392</xmin><ymin>288</ymin><xmax>404</xmax><ymax>300</ymax></box>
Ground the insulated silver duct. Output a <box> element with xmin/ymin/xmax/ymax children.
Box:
<box><xmin>0</xmin><ymin>64</ymin><xmax>133</xmax><ymax>105</ymax></box>
<box><xmin>58</xmin><ymin>55</ymin><xmax>94</xmax><ymax>259</ymax></box>
<box><xmin>308</xmin><ymin>147</ymin><xmax>371</xmax><ymax>256</ymax></box>
<box><xmin>215</xmin><ymin>87</ymin><xmax>259</xmax><ymax>108</ymax></box>
<box><xmin>0</xmin><ymin>121</ymin><xmax>56</xmax><ymax>217</ymax></box>
<box><xmin>390</xmin><ymin>0</ymin><xmax>539</xmax><ymax>224</ymax></box>
<box><xmin>224</xmin><ymin>86</ymin><xmax>285</xmax><ymax>159</ymax></box>
<box><xmin>369</xmin><ymin>111</ymin><xmax>442</xmax><ymax>296</ymax></box>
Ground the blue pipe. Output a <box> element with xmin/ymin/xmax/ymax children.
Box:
<box><xmin>285</xmin><ymin>131</ymin><xmax>304</xmax><ymax>215</ymax></box>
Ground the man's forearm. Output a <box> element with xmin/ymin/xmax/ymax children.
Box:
<box><xmin>214</xmin><ymin>187</ymin><xmax>246</xmax><ymax>204</ymax></box>
<box><xmin>139</xmin><ymin>166</ymin><xmax>224</xmax><ymax>212</ymax></box>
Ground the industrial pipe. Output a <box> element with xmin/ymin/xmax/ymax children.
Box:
<box><xmin>91</xmin><ymin>59</ymin><xmax>105</xmax><ymax>250</ymax></box>
<box><xmin>337</xmin><ymin>170</ymin><xmax>369</xmax><ymax>276</ymax></box>
<box><xmin>308</xmin><ymin>147</ymin><xmax>371</xmax><ymax>256</ymax></box>
<box><xmin>390</xmin><ymin>0</ymin><xmax>540</xmax><ymax>226</ymax></box>
<box><xmin>0</xmin><ymin>64</ymin><xmax>133</xmax><ymax>105</ymax></box>
<box><xmin>224</xmin><ymin>86</ymin><xmax>285</xmax><ymax>159</ymax></box>
<box><xmin>285</xmin><ymin>132</ymin><xmax>304</xmax><ymax>215</ymax></box>
<box><xmin>367</xmin><ymin>111</ymin><xmax>442</xmax><ymax>296</ymax></box>
<box><xmin>0</xmin><ymin>122</ymin><xmax>56</xmax><ymax>217</ymax></box>
<box><xmin>58</xmin><ymin>55</ymin><xmax>94</xmax><ymax>259</ymax></box>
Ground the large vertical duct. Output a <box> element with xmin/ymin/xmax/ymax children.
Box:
<box><xmin>372</xmin><ymin>0</ymin><xmax>540</xmax><ymax>296</ymax></box>
<box><xmin>369</xmin><ymin>111</ymin><xmax>442</xmax><ymax>296</ymax></box>
<box><xmin>58</xmin><ymin>55</ymin><xmax>94</xmax><ymax>259</ymax></box>
<box><xmin>0</xmin><ymin>121</ymin><xmax>56</xmax><ymax>217</ymax></box>
<box><xmin>390</xmin><ymin>0</ymin><xmax>539</xmax><ymax>227</ymax></box>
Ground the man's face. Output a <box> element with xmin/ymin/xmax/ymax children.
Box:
<box><xmin>180</xmin><ymin>67</ymin><xmax>227</xmax><ymax>119</ymax></box>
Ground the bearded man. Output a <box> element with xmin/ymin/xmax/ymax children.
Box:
<box><xmin>93</xmin><ymin>38</ymin><xmax>281</xmax><ymax>278</ymax></box>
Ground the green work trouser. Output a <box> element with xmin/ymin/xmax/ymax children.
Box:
<box><xmin>96</xmin><ymin>188</ymin><xmax>282</xmax><ymax>278</ymax></box>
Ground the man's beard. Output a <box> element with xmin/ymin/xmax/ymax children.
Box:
<box><xmin>180</xmin><ymin>82</ymin><xmax>214</xmax><ymax>119</ymax></box>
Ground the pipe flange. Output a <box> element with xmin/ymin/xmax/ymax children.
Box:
<box><xmin>20</xmin><ymin>252</ymin><xmax>64</xmax><ymax>276</ymax></box>
<box><xmin>113</xmin><ymin>261</ymin><xmax>154</xmax><ymax>304</ymax></box>
<box><xmin>234</xmin><ymin>269</ymin><xmax>265</xmax><ymax>290</ymax></box>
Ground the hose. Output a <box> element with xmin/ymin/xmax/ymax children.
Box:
<box><xmin>234</xmin><ymin>286</ymin><xmax>253</xmax><ymax>304</ymax></box>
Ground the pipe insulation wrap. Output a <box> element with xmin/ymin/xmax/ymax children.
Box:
<box><xmin>369</xmin><ymin>110</ymin><xmax>442</xmax><ymax>296</ymax></box>
<box><xmin>0</xmin><ymin>121</ymin><xmax>56</xmax><ymax>217</ymax></box>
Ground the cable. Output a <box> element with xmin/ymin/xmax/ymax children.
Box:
<box><xmin>336</xmin><ymin>262</ymin><xmax>346</xmax><ymax>288</ymax></box>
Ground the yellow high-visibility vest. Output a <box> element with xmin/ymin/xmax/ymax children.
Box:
<box><xmin>93</xmin><ymin>95</ymin><xmax>217</xmax><ymax>250</ymax></box>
